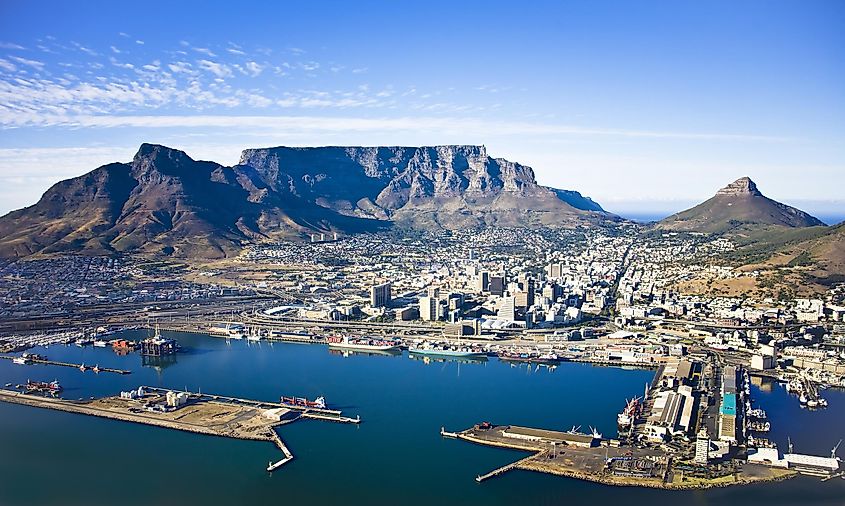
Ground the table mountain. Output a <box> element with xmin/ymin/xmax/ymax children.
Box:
<box><xmin>238</xmin><ymin>145</ymin><xmax>614</xmax><ymax>229</ymax></box>
<box><xmin>0</xmin><ymin>143</ymin><xmax>613</xmax><ymax>258</ymax></box>
<box><xmin>657</xmin><ymin>177</ymin><xmax>824</xmax><ymax>234</ymax></box>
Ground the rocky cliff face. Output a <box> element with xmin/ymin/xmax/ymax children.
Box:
<box><xmin>239</xmin><ymin>145</ymin><xmax>611</xmax><ymax>228</ymax></box>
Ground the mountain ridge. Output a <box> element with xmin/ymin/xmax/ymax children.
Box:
<box><xmin>0</xmin><ymin>143</ymin><xmax>613</xmax><ymax>258</ymax></box>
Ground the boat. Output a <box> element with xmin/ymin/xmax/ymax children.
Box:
<box><xmin>747</xmin><ymin>408</ymin><xmax>767</xmax><ymax>420</ymax></box>
<box><xmin>25</xmin><ymin>379</ymin><xmax>63</xmax><ymax>395</ymax></box>
<box><xmin>12</xmin><ymin>357</ymin><xmax>29</xmax><ymax>365</ymax></box>
<box><xmin>748</xmin><ymin>420</ymin><xmax>771</xmax><ymax>432</ymax></box>
<box><xmin>93</xmin><ymin>339</ymin><xmax>108</xmax><ymax>348</ymax></box>
<box><xmin>408</xmin><ymin>341</ymin><xmax>485</xmax><ymax>358</ymax></box>
<box><xmin>326</xmin><ymin>335</ymin><xmax>400</xmax><ymax>352</ymax></box>
<box><xmin>498</xmin><ymin>350</ymin><xmax>560</xmax><ymax>365</ymax></box>
<box><xmin>617</xmin><ymin>396</ymin><xmax>642</xmax><ymax>432</ymax></box>
<box><xmin>280</xmin><ymin>395</ymin><xmax>327</xmax><ymax>409</ymax></box>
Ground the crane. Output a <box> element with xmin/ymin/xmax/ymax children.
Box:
<box><xmin>832</xmin><ymin>439</ymin><xmax>842</xmax><ymax>460</ymax></box>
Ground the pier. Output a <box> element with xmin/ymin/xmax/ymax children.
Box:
<box><xmin>0</xmin><ymin>354</ymin><xmax>131</xmax><ymax>375</ymax></box>
<box><xmin>0</xmin><ymin>385</ymin><xmax>360</xmax><ymax>473</ymax></box>
<box><xmin>476</xmin><ymin>453</ymin><xmax>543</xmax><ymax>482</ymax></box>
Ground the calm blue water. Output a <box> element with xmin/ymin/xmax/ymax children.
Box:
<box><xmin>0</xmin><ymin>331</ymin><xmax>843</xmax><ymax>506</ymax></box>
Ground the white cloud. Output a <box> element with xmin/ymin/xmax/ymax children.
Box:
<box><xmin>193</xmin><ymin>46</ymin><xmax>216</xmax><ymax>57</ymax></box>
<box><xmin>198</xmin><ymin>59</ymin><xmax>232</xmax><ymax>78</ymax></box>
<box><xmin>0</xmin><ymin>42</ymin><xmax>25</xmax><ymax>50</ymax></box>
<box><xmin>110</xmin><ymin>46</ymin><xmax>122</xmax><ymax>54</ymax></box>
<box><xmin>109</xmin><ymin>56</ymin><xmax>134</xmax><ymax>70</ymax></box>
<box><xmin>0</xmin><ymin>112</ymin><xmax>795</xmax><ymax>144</ymax></box>
<box><xmin>135</xmin><ymin>40</ymin><xmax>144</xmax><ymax>45</ymax></box>
<box><xmin>8</xmin><ymin>56</ymin><xmax>45</xmax><ymax>71</ymax></box>
<box><xmin>0</xmin><ymin>59</ymin><xmax>16</xmax><ymax>72</ymax></box>
<box><xmin>167</xmin><ymin>61</ymin><xmax>192</xmax><ymax>74</ymax></box>
<box><xmin>244</xmin><ymin>61</ymin><xmax>264</xmax><ymax>77</ymax></box>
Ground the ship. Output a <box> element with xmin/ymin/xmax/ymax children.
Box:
<box><xmin>408</xmin><ymin>341</ymin><xmax>486</xmax><ymax>358</ymax></box>
<box><xmin>93</xmin><ymin>339</ymin><xmax>109</xmax><ymax>348</ymax></box>
<box><xmin>326</xmin><ymin>335</ymin><xmax>401</xmax><ymax>352</ymax></box>
<box><xmin>617</xmin><ymin>396</ymin><xmax>642</xmax><ymax>432</ymax></box>
<box><xmin>280</xmin><ymin>395</ymin><xmax>327</xmax><ymax>409</ymax></box>
<box><xmin>498</xmin><ymin>350</ymin><xmax>560</xmax><ymax>365</ymax></box>
<box><xmin>25</xmin><ymin>379</ymin><xmax>63</xmax><ymax>395</ymax></box>
<box><xmin>12</xmin><ymin>356</ymin><xmax>29</xmax><ymax>365</ymax></box>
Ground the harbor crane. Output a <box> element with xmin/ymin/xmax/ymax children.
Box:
<box><xmin>832</xmin><ymin>439</ymin><xmax>842</xmax><ymax>461</ymax></box>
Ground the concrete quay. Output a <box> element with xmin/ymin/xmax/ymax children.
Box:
<box><xmin>0</xmin><ymin>385</ymin><xmax>360</xmax><ymax>473</ymax></box>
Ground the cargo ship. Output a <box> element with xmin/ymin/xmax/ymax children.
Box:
<box><xmin>498</xmin><ymin>351</ymin><xmax>560</xmax><ymax>365</ymax></box>
<box><xmin>408</xmin><ymin>341</ymin><xmax>486</xmax><ymax>358</ymax></box>
<box><xmin>326</xmin><ymin>335</ymin><xmax>401</xmax><ymax>352</ymax></box>
<box><xmin>617</xmin><ymin>396</ymin><xmax>642</xmax><ymax>433</ymax></box>
<box><xmin>25</xmin><ymin>379</ymin><xmax>63</xmax><ymax>395</ymax></box>
<box><xmin>280</xmin><ymin>395</ymin><xmax>327</xmax><ymax>409</ymax></box>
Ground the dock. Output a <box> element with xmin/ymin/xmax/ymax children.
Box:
<box><xmin>476</xmin><ymin>453</ymin><xmax>543</xmax><ymax>482</ymax></box>
<box><xmin>267</xmin><ymin>431</ymin><xmax>294</xmax><ymax>471</ymax></box>
<box><xmin>0</xmin><ymin>385</ymin><xmax>360</xmax><ymax>473</ymax></box>
<box><xmin>0</xmin><ymin>355</ymin><xmax>131</xmax><ymax>374</ymax></box>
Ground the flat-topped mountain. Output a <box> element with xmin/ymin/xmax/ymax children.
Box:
<box><xmin>0</xmin><ymin>143</ymin><xmax>613</xmax><ymax>258</ymax></box>
<box><xmin>657</xmin><ymin>177</ymin><xmax>824</xmax><ymax>233</ymax></box>
<box><xmin>238</xmin><ymin>145</ymin><xmax>612</xmax><ymax>228</ymax></box>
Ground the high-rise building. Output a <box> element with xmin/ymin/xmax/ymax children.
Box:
<box><xmin>476</xmin><ymin>271</ymin><xmax>490</xmax><ymax>292</ymax></box>
<box><xmin>419</xmin><ymin>296</ymin><xmax>438</xmax><ymax>321</ymax></box>
<box><xmin>499</xmin><ymin>296</ymin><xmax>516</xmax><ymax>321</ymax></box>
<box><xmin>489</xmin><ymin>275</ymin><xmax>505</xmax><ymax>296</ymax></box>
<box><xmin>370</xmin><ymin>282</ymin><xmax>391</xmax><ymax>308</ymax></box>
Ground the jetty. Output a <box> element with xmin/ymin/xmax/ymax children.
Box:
<box><xmin>0</xmin><ymin>354</ymin><xmax>131</xmax><ymax>375</ymax></box>
<box><xmin>442</xmin><ymin>423</ymin><xmax>797</xmax><ymax>490</ymax></box>
<box><xmin>0</xmin><ymin>385</ymin><xmax>360</xmax><ymax>473</ymax></box>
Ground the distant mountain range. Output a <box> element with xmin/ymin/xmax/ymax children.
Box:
<box><xmin>0</xmin><ymin>143</ymin><xmax>614</xmax><ymax>258</ymax></box>
<box><xmin>657</xmin><ymin>177</ymin><xmax>825</xmax><ymax>233</ymax></box>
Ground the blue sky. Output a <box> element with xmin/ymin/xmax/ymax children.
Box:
<box><xmin>0</xmin><ymin>0</ymin><xmax>843</xmax><ymax>220</ymax></box>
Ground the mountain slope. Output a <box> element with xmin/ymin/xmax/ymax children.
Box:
<box><xmin>657</xmin><ymin>177</ymin><xmax>824</xmax><ymax>234</ymax></box>
<box><xmin>0</xmin><ymin>143</ymin><xmax>613</xmax><ymax>259</ymax></box>
<box><xmin>0</xmin><ymin>144</ymin><xmax>385</xmax><ymax>258</ymax></box>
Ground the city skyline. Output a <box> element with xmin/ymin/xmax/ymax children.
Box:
<box><xmin>0</xmin><ymin>0</ymin><xmax>843</xmax><ymax>219</ymax></box>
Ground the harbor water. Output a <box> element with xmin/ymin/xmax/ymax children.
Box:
<box><xmin>0</xmin><ymin>330</ymin><xmax>843</xmax><ymax>505</ymax></box>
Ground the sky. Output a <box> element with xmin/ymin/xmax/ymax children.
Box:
<box><xmin>0</xmin><ymin>0</ymin><xmax>843</xmax><ymax>221</ymax></box>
